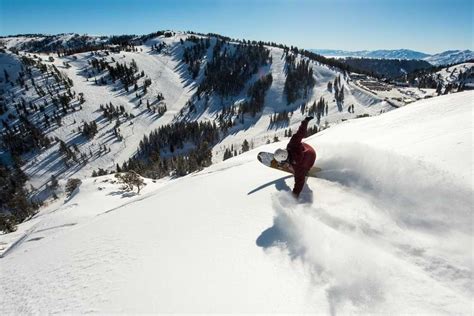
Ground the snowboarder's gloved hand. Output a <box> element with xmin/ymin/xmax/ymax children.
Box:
<box><xmin>304</xmin><ymin>116</ymin><xmax>314</xmax><ymax>122</ymax></box>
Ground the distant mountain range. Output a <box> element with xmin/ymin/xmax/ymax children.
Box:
<box><xmin>423</xmin><ymin>50</ymin><xmax>474</xmax><ymax>66</ymax></box>
<box><xmin>310</xmin><ymin>49</ymin><xmax>474</xmax><ymax>66</ymax></box>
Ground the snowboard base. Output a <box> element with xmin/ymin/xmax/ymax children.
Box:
<box><xmin>257</xmin><ymin>151</ymin><xmax>321</xmax><ymax>177</ymax></box>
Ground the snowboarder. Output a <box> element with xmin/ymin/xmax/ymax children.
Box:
<box><xmin>274</xmin><ymin>116</ymin><xmax>316</xmax><ymax>197</ymax></box>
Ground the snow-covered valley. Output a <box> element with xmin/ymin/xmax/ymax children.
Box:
<box><xmin>1</xmin><ymin>91</ymin><xmax>472</xmax><ymax>314</ymax></box>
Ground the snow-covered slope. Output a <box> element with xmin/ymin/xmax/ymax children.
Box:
<box><xmin>16</xmin><ymin>34</ymin><xmax>198</xmax><ymax>185</ymax></box>
<box><xmin>424</xmin><ymin>50</ymin><xmax>474</xmax><ymax>66</ymax></box>
<box><xmin>0</xmin><ymin>33</ymin><xmax>109</xmax><ymax>52</ymax></box>
<box><xmin>434</xmin><ymin>62</ymin><xmax>474</xmax><ymax>86</ymax></box>
<box><xmin>1</xmin><ymin>91</ymin><xmax>472</xmax><ymax>314</ymax></box>
<box><xmin>1</xmin><ymin>32</ymin><xmax>392</xmax><ymax>197</ymax></box>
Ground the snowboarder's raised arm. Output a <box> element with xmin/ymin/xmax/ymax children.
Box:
<box><xmin>288</xmin><ymin>117</ymin><xmax>313</xmax><ymax>147</ymax></box>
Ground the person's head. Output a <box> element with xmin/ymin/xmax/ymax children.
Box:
<box><xmin>274</xmin><ymin>148</ymin><xmax>288</xmax><ymax>163</ymax></box>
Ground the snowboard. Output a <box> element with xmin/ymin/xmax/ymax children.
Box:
<box><xmin>257</xmin><ymin>151</ymin><xmax>321</xmax><ymax>177</ymax></box>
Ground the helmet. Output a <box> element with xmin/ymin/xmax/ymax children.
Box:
<box><xmin>274</xmin><ymin>149</ymin><xmax>288</xmax><ymax>162</ymax></box>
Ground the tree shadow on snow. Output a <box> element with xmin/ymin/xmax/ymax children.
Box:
<box><xmin>107</xmin><ymin>191</ymin><xmax>138</xmax><ymax>198</ymax></box>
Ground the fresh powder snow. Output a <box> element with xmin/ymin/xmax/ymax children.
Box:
<box><xmin>1</xmin><ymin>91</ymin><xmax>472</xmax><ymax>314</ymax></box>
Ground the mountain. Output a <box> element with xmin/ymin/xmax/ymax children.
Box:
<box><xmin>0</xmin><ymin>31</ymin><xmax>401</xmax><ymax>209</ymax></box>
<box><xmin>0</xmin><ymin>33</ymin><xmax>109</xmax><ymax>52</ymax></box>
<box><xmin>311</xmin><ymin>49</ymin><xmax>430</xmax><ymax>60</ymax></box>
<box><xmin>2</xmin><ymin>32</ymin><xmax>471</xmax><ymax>231</ymax></box>
<box><xmin>0</xmin><ymin>91</ymin><xmax>472</xmax><ymax>314</ymax></box>
<box><xmin>404</xmin><ymin>61</ymin><xmax>474</xmax><ymax>93</ymax></box>
<box><xmin>423</xmin><ymin>50</ymin><xmax>474</xmax><ymax>66</ymax></box>
<box><xmin>3</xmin><ymin>31</ymin><xmax>470</xmax><ymax>224</ymax></box>
<box><xmin>312</xmin><ymin>48</ymin><xmax>474</xmax><ymax>65</ymax></box>
<box><xmin>0</xmin><ymin>31</ymin><xmax>472</xmax><ymax>314</ymax></box>
<box><xmin>340</xmin><ymin>57</ymin><xmax>432</xmax><ymax>79</ymax></box>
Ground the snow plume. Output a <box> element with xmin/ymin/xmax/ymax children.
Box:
<box><xmin>257</xmin><ymin>141</ymin><xmax>472</xmax><ymax>314</ymax></box>
<box><xmin>313</xmin><ymin>142</ymin><xmax>473</xmax><ymax>299</ymax></box>
<box><xmin>314</xmin><ymin>142</ymin><xmax>472</xmax><ymax>235</ymax></box>
<box><xmin>259</xmin><ymin>192</ymin><xmax>386</xmax><ymax>315</ymax></box>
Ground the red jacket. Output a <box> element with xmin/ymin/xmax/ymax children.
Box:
<box><xmin>286</xmin><ymin>120</ymin><xmax>316</xmax><ymax>196</ymax></box>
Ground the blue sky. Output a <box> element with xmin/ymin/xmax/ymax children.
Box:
<box><xmin>0</xmin><ymin>0</ymin><xmax>472</xmax><ymax>53</ymax></box>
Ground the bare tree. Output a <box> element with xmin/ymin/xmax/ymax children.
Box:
<box><xmin>115</xmin><ymin>171</ymin><xmax>146</xmax><ymax>194</ymax></box>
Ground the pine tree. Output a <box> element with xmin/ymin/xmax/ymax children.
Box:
<box><xmin>436</xmin><ymin>82</ymin><xmax>443</xmax><ymax>95</ymax></box>
<box><xmin>327</xmin><ymin>81</ymin><xmax>332</xmax><ymax>92</ymax></box>
<box><xmin>242</xmin><ymin>139</ymin><xmax>250</xmax><ymax>152</ymax></box>
<box><xmin>65</xmin><ymin>178</ymin><xmax>82</xmax><ymax>196</ymax></box>
<box><xmin>50</xmin><ymin>175</ymin><xmax>59</xmax><ymax>190</ymax></box>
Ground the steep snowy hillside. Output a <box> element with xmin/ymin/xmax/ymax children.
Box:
<box><xmin>0</xmin><ymin>33</ymin><xmax>109</xmax><ymax>52</ymax></box>
<box><xmin>0</xmin><ymin>32</ymin><xmax>392</xmax><ymax>202</ymax></box>
<box><xmin>407</xmin><ymin>62</ymin><xmax>474</xmax><ymax>94</ymax></box>
<box><xmin>435</xmin><ymin>62</ymin><xmax>474</xmax><ymax>86</ymax></box>
<box><xmin>1</xmin><ymin>91</ymin><xmax>472</xmax><ymax>314</ymax></box>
